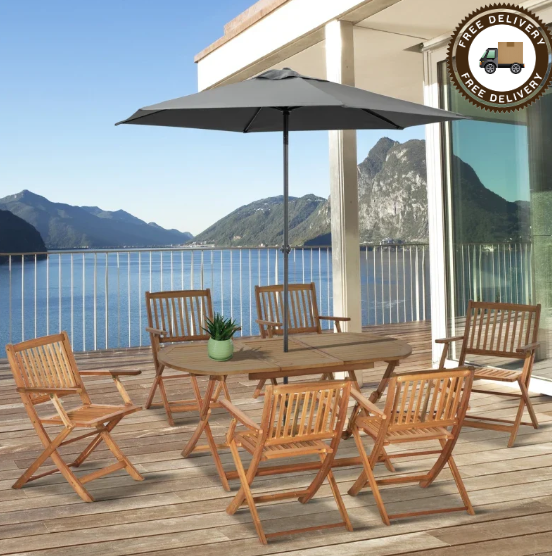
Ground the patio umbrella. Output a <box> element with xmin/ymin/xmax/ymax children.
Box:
<box><xmin>117</xmin><ymin>68</ymin><xmax>466</xmax><ymax>353</ymax></box>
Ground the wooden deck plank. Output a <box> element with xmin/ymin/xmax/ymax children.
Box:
<box><xmin>0</xmin><ymin>321</ymin><xmax>551</xmax><ymax>556</ymax></box>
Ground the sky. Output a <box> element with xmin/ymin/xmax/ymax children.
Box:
<box><xmin>0</xmin><ymin>1</ymin><xmax>424</xmax><ymax>236</ymax></box>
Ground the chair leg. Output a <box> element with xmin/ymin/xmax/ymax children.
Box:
<box><xmin>146</xmin><ymin>363</ymin><xmax>176</xmax><ymax>426</ymax></box>
<box><xmin>227</xmin><ymin>444</ymin><xmax>264</xmax><ymax>514</ymax></box>
<box><xmin>349</xmin><ymin>426</ymin><xmax>390</xmax><ymax>525</ymax></box>
<box><xmin>72</xmin><ymin>433</ymin><xmax>103</xmax><ymax>468</ymax></box>
<box><xmin>73</xmin><ymin>418</ymin><xmax>120</xmax><ymax>468</ymax></box>
<box><xmin>145</xmin><ymin>364</ymin><xmax>164</xmax><ymax>409</ymax></box>
<box><xmin>157</xmin><ymin>377</ymin><xmax>175</xmax><ymax>426</ymax></box>
<box><xmin>381</xmin><ymin>447</ymin><xmax>396</xmax><ymax>473</ymax></box>
<box><xmin>519</xmin><ymin>381</ymin><xmax>539</xmax><ymax>428</ymax></box>
<box><xmin>13</xmin><ymin>428</ymin><xmax>72</xmax><ymax>489</ymax></box>
<box><xmin>297</xmin><ymin>445</ymin><xmax>339</xmax><ymax>504</ymax></box>
<box><xmin>319</xmin><ymin>454</ymin><xmax>353</xmax><ymax>531</ymax></box>
<box><xmin>442</xmin><ymin>441</ymin><xmax>474</xmax><ymax>516</ymax></box>
<box><xmin>51</xmin><ymin>451</ymin><xmax>94</xmax><ymax>502</ymax></box>
<box><xmin>504</xmin><ymin>379</ymin><xmax>538</xmax><ymax>448</ymax></box>
<box><xmin>100</xmin><ymin>428</ymin><xmax>144</xmax><ymax>481</ymax></box>
<box><xmin>420</xmin><ymin>437</ymin><xmax>457</xmax><ymax>488</ymax></box>
<box><xmin>14</xmin><ymin>426</ymin><xmax>94</xmax><ymax>502</ymax></box>
<box><xmin>227</xmin><ymin>440</ymin><xmax>267</xmax><ymax>545</ymax></box>
<box><xmin>508</xmin><ymin>397</ymin><xmax>527</xmax><ymax>448</ymax></box>
<box><xmin>204</xmin><ymin>423</ymin><xmax>230</xmax><ymax>491</ymax></box>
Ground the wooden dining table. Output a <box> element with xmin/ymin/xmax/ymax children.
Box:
<box><xmin>157</xmin><ymin>331</ymin><xmax>412</xmax><ymax>490</ymax></box>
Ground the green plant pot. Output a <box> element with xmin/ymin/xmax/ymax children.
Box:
<box><xmin>207</xmin><ymin>338</ymin><xmax>234</xmax><ymax>361</ymax></box>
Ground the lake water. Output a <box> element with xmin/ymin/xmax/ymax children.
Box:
<box><xmin>0</xmin><ymin>247</ymin><xmax>431</xmax><ymax>353</ymax></box>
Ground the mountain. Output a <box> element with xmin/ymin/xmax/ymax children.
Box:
<box><xmin>193</xmin><ymin>194</ymin><xmax>326</xmax><ymax>246</ymax></box>
<box><xmin>0</xmin><ymin>191</ymin><xmax>194</xmax><ymax>249</ymax></box>
<box><xmin>282</xmin><ymin>137</ymin><xmax>529</xmax><ymax>245</ymax></box>
<box><xmin>195</xmin><ymin>138</ymin><xmax>432</xmax><ymax>247</ymax></box>
<box><xmin>299</xmin><ymin>138</ymin><xmax>429</xmax><ymax>244</ymax></box>
<box><xmin>449</xmin><ymin>156</ymin><xmax>529</xmax><ymax>243</ymax></box>
<box><xmin>0</xmin><ymin>209</ymin><xmax>46</xmax><ymax>260</ymax></box>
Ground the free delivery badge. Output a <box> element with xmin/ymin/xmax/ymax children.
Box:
<box><xmin>447</xmin><ymin>3</ymin><xmax>552</xmax><ymax>112</ymax></box>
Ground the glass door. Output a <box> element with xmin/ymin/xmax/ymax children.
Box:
<box><xmin>439</xmin><ymin>61</ymin><xmax>552</xmax><ymax>378</ymax></box>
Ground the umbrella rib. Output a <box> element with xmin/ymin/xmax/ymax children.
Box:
<box><xmin>243</xmin><ymin>107</ymin><xmax>263</xmax><ymax>133</ymax></box>
<box><xmin>115</xmin><ymin>109</ymin><xmax>166</xmax><ymax>126</ymax></box>
<box><xmin>361</xmin><ymin>108</ymin><xmax>403</xmax><ymax>130</ymax></box>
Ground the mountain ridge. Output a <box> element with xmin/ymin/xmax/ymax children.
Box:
<box><xmin>194</xmin><ymin>137</ymin><xmax>529</xmax><ymax>246</ymax></box>
<box><xmin>0</xmin><ymin>190</ymin><xmax>193</xmax><ymax>249</ymax></box>
<box><xmin>194</xmin><ymin>194</ymin><xmax>327</xmax><ymax>246</ymax></box>
<box><xmin>1</xmin><ymin>138</ymin><xmax>529</xmax><ymax>250</ymax></box>
<box><xmin>0</xmin><ymin>209</ymin><xmax>46</xmax><ymax>259</ymax></box>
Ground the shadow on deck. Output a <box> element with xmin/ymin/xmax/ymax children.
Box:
<box><xmin>0</xmin><ymin>320</ymin><xmax>551</xmax><ymax>556</ymax></box>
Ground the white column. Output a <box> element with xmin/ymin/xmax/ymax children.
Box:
<box><xmin>423</xmin><ymin>46</ymin><xmax>449</xmax><ymax>366</ymax></box>
<box><xmin>325</xmin><ymin>20</ymin><xmax>362</xmax><ymax>336</ymax></box>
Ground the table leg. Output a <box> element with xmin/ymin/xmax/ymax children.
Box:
<box><xmin>369</xmin><ymin>360</ymin><xmax>398</xmax><ymax>404</ymax></box>
<box><xmin>181</xmin><ymin>375</ymin><xmax>231</xmax><ymax>491</ymax></box>
<box><xmin>347</xmin><ymin>370</ymin><xmax>361</xmax><ymax>391</ymax></box>
<box><xmin>343</xmin><ymin>361</ymin><xmax>398</xmax><ymax>439</ymax></box>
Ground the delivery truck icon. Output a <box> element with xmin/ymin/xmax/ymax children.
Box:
<box><xmin>480</xmin><ymin>42</ymin><xmax>524</xmax><ymax>74</ymax></box>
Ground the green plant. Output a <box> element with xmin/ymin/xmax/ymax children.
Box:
<box><xmin>203</xmin><ymin>313</ymin><xmax>240</xmax><ymax>341</ymax></box>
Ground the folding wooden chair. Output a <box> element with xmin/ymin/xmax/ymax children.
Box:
<box><xmin>223</xmin><ymin>380</ymin><xmax>353</xmax><ymax>544</ymax></box>
<box><xmin>6</xmin><ymin>332</ymin><xmax>144</xmax><ymax>502</ymax></box>
<box><xmin>436</xmin><ymin>301</ymin><xmax>540</xmax><ymax>447</ymax></box>
<box><xmin>145</xmin><ymin>289</ymin><xmax>229</xmax><ymax>425</ymax></box>
<box><xmin>349</xmin><ymin>367</ymin><xmax>475</xmax><ymax>524</ymax></box>
<box><xmin>253</xmin><ymin>282</ymin><xmax>350</xmax><ymax>397</ymax></box>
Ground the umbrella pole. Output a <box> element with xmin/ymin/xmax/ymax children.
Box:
<box><xmin>283</xmin><ymin>109</ymin><xmax>290</xmax><ymax>363</ymax></box>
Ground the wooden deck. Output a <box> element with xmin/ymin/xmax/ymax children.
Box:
<box><xmin>1</xmin><ymin>320</ymin><xmax>552</xmax><ymax>556</ymax></box>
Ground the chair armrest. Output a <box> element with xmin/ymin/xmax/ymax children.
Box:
<box><xmin>219</xmin><ymin>399</ymin><xmax>260</xmax><ymax>431</ymax></box>
<box><xmin>435</xmin><ymin>336</ymin><xmax>464</xmax><ymax>344</ymax></box>
<box><xmin>517</xmin><ymin>342</ymin><xmax>540</xmax><ymax>353</ymax></box>
<box><xmin>256</xmin><ymin>319</ymin><xmax>283</xmax><ymax>328</ymax></box>
<box><xmin>390</xmin><ymin>366</ymin><xmax>475</xmax><ymax>379</ymax></box>
<box><xmin>350</xmin><ymin>389</ymin><xmax>385</xmax><ymax>418</ymax></box>
<box><xmin>146</xmin><ymin>327</ymin><xmax>166</xmax><ymax>336</ymax></box>
<box><xmin>318</xmin><ymin>316</ymin><xmax>351</xmax><ymax>322</ymax></box>
<box><xmin>16</xmin><ymin>387</ymin><xmax>82</xmax><ymax>395</ymax></box>
<box><xmin>79</xmin><ymin>370</ymin><xmax>142</xmax><ymax>377</ymax></box>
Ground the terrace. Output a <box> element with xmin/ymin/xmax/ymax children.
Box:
<box><xmin>1</xmin><ymin>320</ymin><xmax>552</xmax><ymax>556</ymax></box>
<box><xmin>2</xmin><ymin>0</ymin><xmax>552</xmax><ymax>553</ymax></box>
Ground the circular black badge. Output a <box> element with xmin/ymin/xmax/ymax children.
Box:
<box><xmin>447</xmin><ymin>4</ymin><xmax>552</xmax><ymax>112</ymax></box>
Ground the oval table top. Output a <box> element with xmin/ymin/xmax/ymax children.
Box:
<box><xmin>157</xmin><ymin>332</ymin><xmax>412</xmax><ymax>377</ymax></box>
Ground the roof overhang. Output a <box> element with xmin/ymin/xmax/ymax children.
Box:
<box><xmin>195</xmin><ymin>0</ymin><xmax>400</xmax><ymax>91</ymax></box>
<box><xmin>195</xmin><ymin>0</ymin><xmax>551</xmax><ymax>103</ymax></box>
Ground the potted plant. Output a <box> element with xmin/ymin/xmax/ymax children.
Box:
<box><xmin>203</xmin><ymin>313</ymin><xmax>240</xmax><ymax>361</ymax></box>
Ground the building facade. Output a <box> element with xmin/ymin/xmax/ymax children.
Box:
<box><xmin>195</xmin><ymin>0</ymin><xmax>552</xmax><ymax>392</ymax></box>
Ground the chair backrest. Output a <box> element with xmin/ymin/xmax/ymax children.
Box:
<box><xmin>384</xmin><ymin>368</ymin><xmax>474</xmax><ymax>432</ymax></box>
<box><xmin>255</xmin><ymin>282</ymin><xmax>321</xmax><ymax>338</ymax></box>
<box><xmin>5</xmin><ymin>332</ymin><xmax>88</xmax><ymax>406</ymax></box>
<box><xmin>261</xmin><ymin>380</ymin><xmax>351</xmax><ymax>446</ymax></box>
<box><xmin>459</xmin><ymin>301</ymin><xmax>540</xmax><ymax>362</ymax></box>
<box><xmin>146</xmin><ymin>289</ymin><xmax>213</xmax><ymax>344</ymax></box>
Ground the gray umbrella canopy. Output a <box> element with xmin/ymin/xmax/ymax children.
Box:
<box><xmin>117</xmin><ymin>68</ymin><xmax>463</xmax><ymax>131</ymax></box>
<box><xmin>117</xmin><ymin>68</ymin><xmax>467</xmax><ymax>354</ymax></box>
